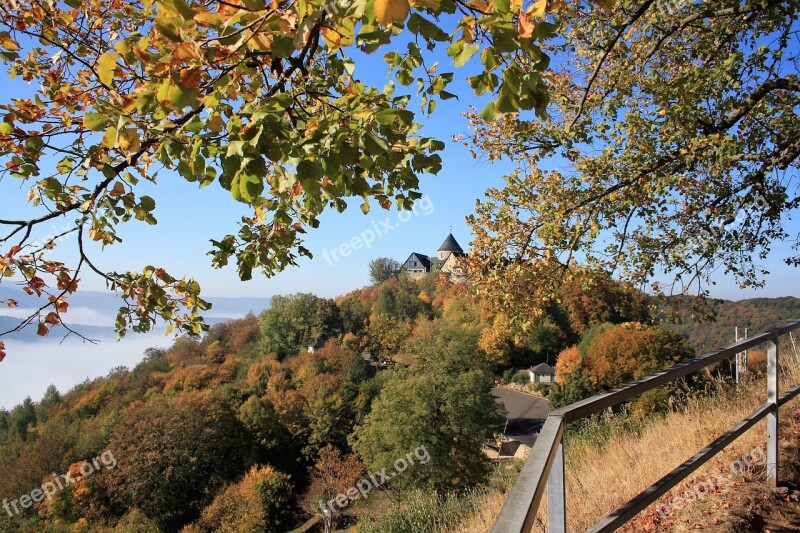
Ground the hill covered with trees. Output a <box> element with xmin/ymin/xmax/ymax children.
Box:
<box><xmin>0</xmin><ymin>267</ymin><xmax>796</xmax><ymax>532</ymax></box>
<box><xmin>663</xmin><ymin>297</ymin><xmax>800</xmax><ymax>354</ymax></box>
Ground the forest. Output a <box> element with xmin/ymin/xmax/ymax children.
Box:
<box><xmin>2</xmin><ymin>265</ymin><xmax>794</xmax><ymax>532</ymax></box>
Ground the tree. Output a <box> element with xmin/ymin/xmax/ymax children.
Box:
<box><xmin>259</xmin><ymin>293</ymin><xmax>341</xmax><ymax>357</ymax></box>
<box><xmin>550</xmin><ymin>323</ymin><xmax>696</xmax><ymax>409</ymax></box>
<box><xmin>237</xmin><ymin>396</ymin><xmax>291</xmax><ymax>463</ymax></box>
<box><xmin>369</xmin><ymin>257</ymin><xmax>402</xmax><ymax>284</ymax></box>
<box><xmin>302</xmin><ymin>444</ymin><xmax>363</xmax><ymax>533</ymax></box>
<box><xmin>467</xmin><ymin>0</ymin><xmax>799</xmax><ymax>324</ymax></box>
<box><xmin>337</xmin><ymin>291</ymin><xmax>370</xmax><ymax>334</ymax></box>
<box><xmin>350</xmin><ymin>346</ymin><xmax>502</xmax><ymax>492</ymax></box>
<box><xmin>105</xmin><ymin>393</ymin><xmax>251</xmax><ymax>530</ymax></box>
<box><xmin>374</xmin><ymin>285</ymin><xmax>397</xmax><ymax>317</ymax></box>
<box><xmin>559</xmin><ymin>271</ymin><xmax>650</xmax><ymax>335</ymax></box>
<box><xmin>583</xmin><ymin>324</ymin><xmax>693</xmax><ymax>387</ymax></box>
<box><xmin>194</xmin><ymin>465</ymin><xmax>294</xmax><ymax>533</ymax></box>
<box><xmin>9</xmin><ymin>396</ymin><xmax>36</xmax><ymax>441</ymax></box>
<box><xmin>36</xmin><ymin>384</ymin><xmax>62</xmax><ymax>422</ymax></box>
<box><xmin>0</xmin><ymin>0</ymin><xmax>555</xmax><ymax>349</ymax></box>
<box><xmin>0</xmin><ymin>408</ymin><xmax>9</xmax><ymax>444</ymax></box>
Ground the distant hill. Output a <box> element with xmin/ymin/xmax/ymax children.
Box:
<box><xmin>664</xmin><ymin>297</ymin><xmax>800</xmax><ymax>353</ymax></box>
<box><xmin>0</xmin><ymin>316</ymin><xmax>115</xmax><ymax>342</ymax></box>
<box><xmin>0</xmin><ymin>287</ymin><xmax>270</xmax><ymax>341</ymax></box>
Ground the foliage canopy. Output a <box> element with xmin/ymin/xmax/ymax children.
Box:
<box><xmin>467</xmin><ymin>0</ymin><xmax>800</xmax><ymax>325</ymax></box>
<box><xmin>0</xmin><ymin>0</ymin><xmax>557</xmax><ymax>348</ymax></box>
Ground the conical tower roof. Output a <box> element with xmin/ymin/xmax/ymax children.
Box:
<box><xmin>438</xmin><ymin>233</ymin><xmax>463</xmax><ymax>254</ymax></box>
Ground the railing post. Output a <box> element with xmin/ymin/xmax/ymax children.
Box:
<box><xmin>548</xmin><ymin>438</ymin><xmax>566</xmax><ymax>533</ymax></box>
<box><xmin>767</xmin><ymin>338</ymin><xmax>779</xmax><ymax>488</ymax></box>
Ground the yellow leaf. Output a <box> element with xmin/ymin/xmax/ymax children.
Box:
<box><xmin>97</xmin><ymin>52</ymin><xmax>118</xmax><ymax>86</ymax></box>
<box><xmin>527</xmin><ymin>0</ymin><xmax>547</xmax><ymax>17</ymax></box>
<box><xmin>374</xmin><ymin>0</ymin><xmax>411</xmax><ymax>27</ymax></box>
<box><xmin>251</xmin><ymin>32</ymin><xmax>274</xmax><ymax>52</ymax></box>
<box><xmin>468</xmin><ymin>0</ymin><xmax>490</xmax><ymax>11</ymax></box>
<box><xmin>0</xmin><ymin>32</ymin><xmax>19</xmax><ymax>52</ymax></box>
<box><xmin>118</xmin><ymin>129</ymin><xmax>142</xmax><ymax>155</ymax></box>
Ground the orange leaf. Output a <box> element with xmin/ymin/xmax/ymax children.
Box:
<box><xmin>517</xmin><ymin>12</ymin><xmax>536</xmax><ymax>38</ymax></box>
<box><xmin>0</xmin><ymin>341</ymin><xmax>5</xmax><ymax>362</ymax></box>
<box><xmin>179</xmin><ymin>68</ymin><xmax>203</xmax><ymax>89</ymax></box>
<box><xmin>44</xmin><ymin>312</ymin><xmax>60</xmax><ymax>325</ymax></box>
<box><xmin>37</xmin><ymin>323</ymin><xmax>49</xmax><ymax>336</ymax></box>
<box><xmin>374</xmin><ymin>0</ymin><xmax>410</xmax><ymax>26</ymax></box>
<box><xmin>6</xmin><ymin>299</ymin><xmax>17</xmax><ymax>308</ymax></box>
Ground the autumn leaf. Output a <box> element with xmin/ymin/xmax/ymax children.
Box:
<box><xmin>518</xmin><ymin>12</ymin><xmax>536</xmax><ymax>38</ymax></box>
<box><xmin>51</xmin><ymin>296</ymin><xmax>69</xmax><ymax>313</ymax></box>
<box><xmin>97</xmin><ymin>52</ymin><xmax>118</xmax><ymax>86</ymax></box>
<box><xmin>528</xmin><ymin>0</ymin><xmax>547</xmax><ymax>17</ymax></box>
<box><xmin>179</xmin><ymin>68</ymin><xmax>203</xmax><ymax>89</ymax></box>
<box><xmin>375</xmin><ymin>0</ymin><xmax>411</xmax><ymax>27</ymax></box>
<box><xmin>0</xmin><ymin>341</ymin><xmax>5</xmax><ymax>362</ymax></box>
<box><xmin>37</xmin><ymin>323</ymin><xmax>49</xmax><ymax>336</ymax></box>
<box><xmin>7</xmin><ymin>299</ymin><xmax>17</xmax><ymax>308</ymax></box>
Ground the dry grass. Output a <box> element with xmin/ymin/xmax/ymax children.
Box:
<box><xmin>447</xmin><ymin>488</ymin><xmax>511</xmax><ymax>533</ymax></box>
<box><xmin>456</xmin><ymin>339</ymin><xmax>800</xmax><ymax>532</ymax></box>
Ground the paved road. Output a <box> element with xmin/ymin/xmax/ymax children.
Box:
<box><xmin>491</xmin><ymin>387</ymin><xmax>550</xmax><ymax>446</ymax></box>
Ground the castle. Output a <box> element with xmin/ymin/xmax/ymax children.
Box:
<box><xmin>400</xmin><ymin>233</ymin><xmax>466</xmax><ymax>279</ymax></box>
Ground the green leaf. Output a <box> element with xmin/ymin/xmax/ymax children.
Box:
<box><xmin>56</xmin><ymin>158</ymin><xmax>74</xmax><ymax>174</ymax></box>
<box><xmin>140</xmin><ymin>196</ymin><xmax>156</xmax><ymax>212</ymax></box>
<box><xmin>84</xmin><ymin>113</ymin><xmax>110</xmax><ymax>132</ymax></box>
<box><xmin>364</xmin><ymin>133</ymin><xmax>389</xmax><ymax>155</ymax></box>
<box><xmin>97</xmin><ymin>53</ymin><xmax>118</xmax><ymax>86</ymax></box>
<box><xmin>448</xmin><ymin>41</ymin><xmax>479</xmax><ymax>68</ymax></box>
<box><xmin>297</xmin><ymin>159</ymin><xmax>323</xmax><ymax>180</ymax></box>
<box><xmin>235</xmin><ymin>172</ymin><xmax>264</xmax><ymax>203</ymax></box>
<box><xmin>479</xmin><ymin>100</ymin><xmax>497</xmax><ymax>122</ymax></box>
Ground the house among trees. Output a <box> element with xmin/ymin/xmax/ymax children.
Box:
<box><xmin>529</xmin><ymin>363</ymin><xmax>557</xmax><ymax>384</ymax></box>
<box><xmin>400</xmin><ymin>233</ymin><xmax>466</xmax><ymax>280</ymax></box>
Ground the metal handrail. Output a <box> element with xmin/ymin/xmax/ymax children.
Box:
<box><xmin>492</xmin><ymin>320</ymin><xmax>800</xmax><ymax>533</ymax></box>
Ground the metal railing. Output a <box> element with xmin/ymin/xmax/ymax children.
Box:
<box><xmin>492</xmin><ymin>320</ymin><xmax>800</xmax><ymax>533</ymax></box>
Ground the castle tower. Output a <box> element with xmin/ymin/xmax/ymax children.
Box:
<box><xmin>437</xmin><ymin>233</ymin><xmax>464</xmax><ymax>261</ymax></box>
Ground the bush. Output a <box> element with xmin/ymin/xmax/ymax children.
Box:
<box><xmin>512</xmin><ymin>371</ymin><xmax>529</xmax><ymax>385</ymax></box>
<box><xmin>194</xmin><ymin>465</ymin><xmax>294</xmax><ymax>533</ymax></box>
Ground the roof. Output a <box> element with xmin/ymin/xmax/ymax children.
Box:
<box><xmin>404</xmin><ymin>252</ymin><xmax>431</xmax><ymax>270</ymax></box>
<box><xmin>529</xmin><ymin>363</ymin><xmax>556</xmax><ymax>374</ymax></box>
<box><xmin>438</xmin><ymin>233</ymin><xmax>464</xmax><ymax>254</ymax></box>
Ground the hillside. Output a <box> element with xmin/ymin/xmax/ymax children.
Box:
<box><xmin>1</xmin><ymin>274</ymin><xmax>798</xmax><ymax>532</ymax></box>
<box><xmin>665</xmin><ymin>297</ymin><xmax>800</xmax><ymax>353</ymax></box>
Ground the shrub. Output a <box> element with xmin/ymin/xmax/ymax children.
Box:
<box><xmin>194</xmin><ymin>465</ymin><xmax>294</xmax><ymax>533</ymax></box>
